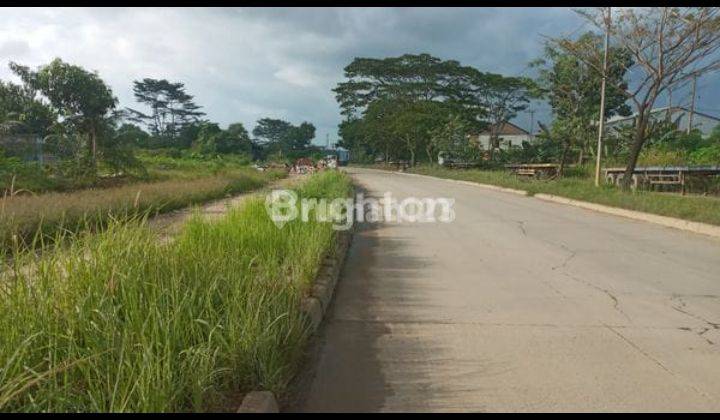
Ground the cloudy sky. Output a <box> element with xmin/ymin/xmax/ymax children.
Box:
<box><xmin>1</xmin><ymin>7</ymin><xmax>719</xmax><ymax>145</ymax></box>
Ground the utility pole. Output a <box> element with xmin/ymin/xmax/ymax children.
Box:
<box><xmin>687</xmin><ymin>73</ymin><xmax>697</xmax><ymax>134</ymax></box>
<box><xmin>326</xmin><ymin>133</ymin><xmax>330</xmax><ymax>150</ymax></box>
<box><xmin>529</xmin><ymin>109</ymin><xmax>535</xmax><ymax>139</ymax></box>
<box><xmin>594</xmin><ymin>6</ymin><xmax>611</xmax><ymax>187</ymax></box>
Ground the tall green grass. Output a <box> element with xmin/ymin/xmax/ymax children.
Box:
<box><xmin>0</xmin><ymin>170</ymin><xmax>352</xmax><ymax>412</ymax></box>
<box><xmin>137</xmin><ymin>151</ymin><xmax>253</xmax><ymax>181</ymax></box>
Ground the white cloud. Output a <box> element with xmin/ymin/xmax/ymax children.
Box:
<box><xmin>273</xmin><ymin>66</ymin><xmax>320</xmax><ymax>88</ymax></box>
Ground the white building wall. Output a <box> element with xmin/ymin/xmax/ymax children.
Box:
<box><xmin>476</xmin><ymin>134</ymin><xmax>532</xmax><ymax>150</ymax></box>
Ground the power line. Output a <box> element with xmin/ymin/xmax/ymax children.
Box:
<box><xmin>529</xmin><ymin>109</ymin><xmax>536</xmax><ymax>137</ymax></box>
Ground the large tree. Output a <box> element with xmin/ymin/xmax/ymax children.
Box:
<box><xmin>333</xmin><ymin>53</ymin><xmax>474</xmax><ymax>118</ymax></box>
<box><xmin>10</xmin><ymin>58</ymin><xmax>117</xmax><ymax>169</ymax></box>
<box><xmin>334</xmin><ymin>53</ymin><xmax>489</xmax><ymax>164</ymax></box>
<box><xmin>286</xmin><ymin>122</ymin><xmax>316</xmax><ymax>152</ymax></box>
<box><xmin>333</xmin><ymin>53</ymin><xmax>538</xmax><ymax>164</ymax></box>
<box><xmin>196</xmin><ymin>122</ymin><xmax>252</xmax><ymax>155</ymax></box>
<box><xmin>126</xmin><ymin>78</ymin><xmax>205</xmax><ymax>142</ymax></box>
<box><xmin>252</xmin><ymin>118</ymin><xmax>293</xmax><ymax>146</ymax></box>
<box><xmin>554</xmin><ymin>7</ymin><xmax>720</xmax><ymax>188</ymax></box>
<box><xmin>252</xmin><ymin>118</ymin><xmax>315</xmax><ymax>158</ymax></box>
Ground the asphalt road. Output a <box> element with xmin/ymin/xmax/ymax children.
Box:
<box><xmin>291</xmin><ymin>167</ymin><xmax>720</xmax><ymax>412</ymax></box>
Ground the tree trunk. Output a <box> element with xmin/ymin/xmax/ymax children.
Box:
<box><xmin>425</xmin><ymin>145</ymin><xmax>434</xmax><ymax>165</ymax></box>
<box><xmin>405</xmin><ymin>135</ymin><xmax>416</xmax><ymax>167</ymax></box>
<box><xmin>621</xmin><ymin>109</ymin><xmax>649</xmax><ymax>190</ymax></box>
<box><xmin>577</xmin><ymin>147</ymin><xmax>584</xmax><ymax>165</ymax></box>
<box><xmin>89</xmin><ymin>124</ymin><xmax>97</xmax><ymax>173</ymax></box>
<box><xmin>487</xmin><ymin>135</ymin><xmax>498</xmax><ymax>161</ymax></box>
<box><xmin>558</xmin><ymin>140</ymin><xmax>570</xmax><ymax>177</ymax></box>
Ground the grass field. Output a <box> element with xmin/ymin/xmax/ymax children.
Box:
<box><xmin>406</xmin><ymin>165</ymin><xmax>720</xmax><ymax>227</ymax></box>
<box><xmin>0</xmin><ymin>169</ymin><xmax>353</xmax><ymax>412</ymax></box>
<box><xmin>0</xmin><ymin>168</ymin><xmax>285</xmax><ymax>252</ymax></box>
<box><xmin>0</xmin><ymin>151</ymin><xmax>253</xmax><ymax>195</ymax></box>
<box><xmin>138</xmin><ymin>151</ymin><xmax>253</xmax><ymax>181</ymax></box>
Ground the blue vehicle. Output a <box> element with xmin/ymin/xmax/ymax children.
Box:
<box><xmin>335</xmin><ymin>147</ymin><xmax>350</xmax><ymax>166</ymax></box>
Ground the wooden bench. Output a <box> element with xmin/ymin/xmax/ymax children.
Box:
<box><xmin>505</xmin><ymin>163</ymin><xmax>560</xmax><ymax>179</ymax></box>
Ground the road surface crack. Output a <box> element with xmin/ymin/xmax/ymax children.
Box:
<box><xmin>606</xmin><ymin>325</ymin><xmax>714</xmax><ymax>402</ymax></box>
<box><xmin>606</xmin><ymin>325</ymin><xmax>673</xmax><ymax>374</ymax></box>
<box><xmin>551</xmin><ymin>247</ymin><xmax>576</xmax><ymax>271</ymax></box>
<box><xmin>670</xmin><ymin>296</ymin><xmax>719</xmax><ymax>345</ymax></box>
<box><xmin>515</xmin><ymin>220</ymin><xmax>527</xmax><ymax>236</ymax></box>
<box><xmin>563</xmin><ymin>273</ymin><xmax>631</xmax><ymax>322</ymax></box>
<box><xmin>697</xmin><ymin>328</ymin><xmax>716</xmax><ymax>345</ymax></box>
<box><xmin>549</xmin><ymin>243</ymin><xmax>630</xmax><ymax>322</ymax></box>
<box><xmin>540</xmin><ymin>278</ymin><xmax>567</xmax><ymax>298</ymax></box>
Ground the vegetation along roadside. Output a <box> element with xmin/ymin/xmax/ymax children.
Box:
<box><xmin>0</xmin><ymin>169</ymin><xmax>353</xmax><ymax>412</ymax></box>
<box><xmin>0</xmin><ymin>167</ymin><xmax>285</xmax><ymax>252</ymax></box>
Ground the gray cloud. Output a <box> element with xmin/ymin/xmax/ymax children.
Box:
<box><xmin>1</xmin><ymin>7</ymin><xmax>718</xmax><ymax>144</ymax></box>
<box><xmin>0</xmin><ymin>39</ymin><xmax>30</xmax><ymax>58</ymax></box>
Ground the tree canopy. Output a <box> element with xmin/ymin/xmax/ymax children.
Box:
<box><xmin>126</xmin><ymin>78</ymin><xmax>205</xmax><ymax>142</ymax></box>
<box><xmin>334</xmin><ymin>53</ymin><xmax>537</xmax><ymax>164</ymax></box>
<box><xmin>9</xmin><ymin>58</ymin><xmax>118</xmax><ymax>167</ymax></box>
<box><xmin>195</xmin><ymin>121</ymin><xmax>252</xmax><ymax>155</ymax></box>
<box><xmin>252</xmin><ymin>118</ymin><xmax>316</xmax><ymax>158</ymax></box>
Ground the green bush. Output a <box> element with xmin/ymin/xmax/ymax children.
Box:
<box><xmin>689</xmin><ymin>144</ymin><xmax>720</xmax><ymax>165</ymax></box>
<box><xmin>0</xmin><ymin>156</ymin><xmax>60</xmax><ymax>193</ymax></box>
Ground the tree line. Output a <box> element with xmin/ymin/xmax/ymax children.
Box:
<box><xmin>0</xmin><ymin>58</ymin><xmax>319</xmax><ymax>181</ymax></box>
<box><xmin>336</xmin><ymin>7</ymin><xmax>720</xmax><ymax>188</ymax></box>
<box><xmin>332</xmin><ymin>49</ymin><xmax>629</xmax><ymax>169</ymax></box>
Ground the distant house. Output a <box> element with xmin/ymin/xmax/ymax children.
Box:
<box><xmin>471</xmin><ymin>122</ymin><xmax>532</xmax><ymax>151</ymax></box>
<box><xmin>605</xmin><ymin>106</ymin><xmax>720</xmax><ymax>138</ymax></box>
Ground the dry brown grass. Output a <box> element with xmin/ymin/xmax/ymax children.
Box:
<box><xmin>0</xmin><ymin>169</ymin><xmax>284</xmax><ymax>251</ymax></box>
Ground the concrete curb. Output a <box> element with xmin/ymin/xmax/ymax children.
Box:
<box><xmin>301</xmin><ymin>229</ymin><xmax>352</xmax><ymax>326</ymax></box>
<box><xmin>363</xmin><ymin>167</ymin><xmax>529</xmax><ymax>196</ymax></box>
<box><xmin>236</xmin><ymin>191</ymin><xmax>355</xmax><ymax>413</ymax></box>
<box><xmin>534</xmin><ymin>193</ymin><xmax>720</xmax><ymax>239</ymax></box>
<box><xmin>237</xmin><ymin>391</ymin><xmax>279</xmax><ymax>413</ymax></box>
